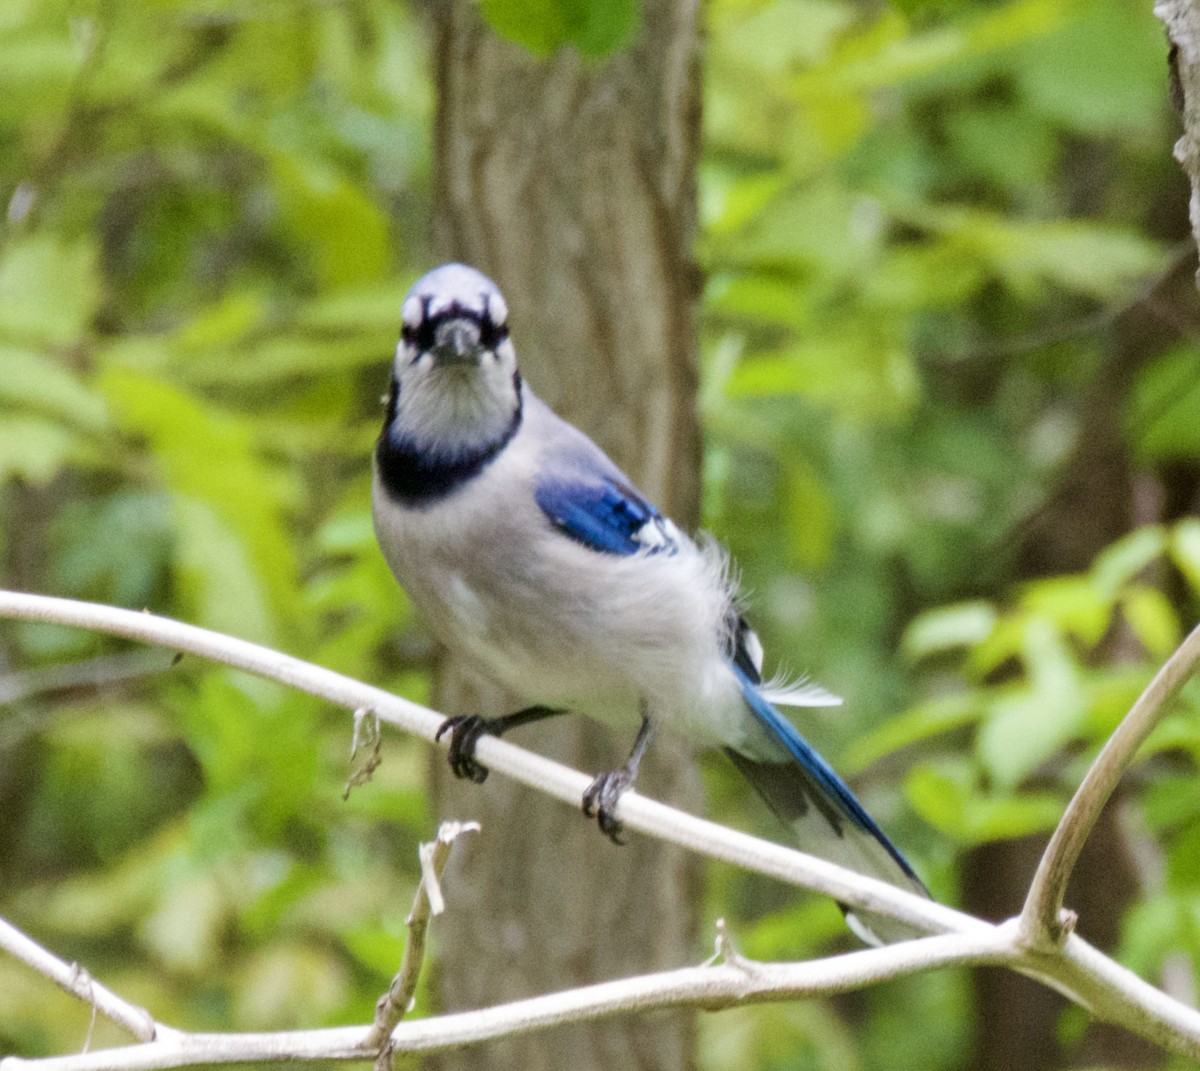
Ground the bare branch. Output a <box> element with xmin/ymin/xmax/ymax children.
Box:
<box><xmin>0</xmin><ymin>929</ymin><xmax>1017</xmax><ymax>1071</ymax></box>
<box><xmin>1019</xmin><ymin>623</ymin><xmax>1200</xmax><ymax>947</ymax></box>
<box><xmin>0</xmin><ymin>917</ymin><xmax>168</xmax><ymax>1044</ymax></box>
<box><xmin>0</xmin><ymin>649</ymin><xmax>175</xmax><ymax>705</ymax></box>
<box><xmin>0</xmin><ymin>590</ymin><xmax>964</xmax><ymax>938</ymax></box>
<box><xmin>366</xmin><ymin>821</ymin><xmax>480</xmax><ymax>1061</ymax></box>
<box><xmin>8</xmin><ymin>592</ymin><xmax>1200</xmax><ymax>1065</ymax></box>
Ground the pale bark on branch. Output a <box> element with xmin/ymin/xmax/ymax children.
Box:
<box><xmin>3</xmin><ymin>590</ymin><xmax>1200</xmax><ymax>1066</ymax></box>
<box><xmin>1158</xmin><ymin>0</ymin><xmax>1200</xmax><ymax>273</ymax></box>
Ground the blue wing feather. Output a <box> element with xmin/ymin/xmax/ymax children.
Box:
<box><xmin>535</xmin><ymin>474</ymin><xmax>679</xmax><ymax>557</ymax></box>
<box><xmin>730</xmin><ymin>664</ymin><xmax>921</xmax><ymax>883</ymax></box>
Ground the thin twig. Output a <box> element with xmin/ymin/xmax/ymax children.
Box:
<box><xmin>1019</xmin><ymin>623</ymin><xmax>1200</xmax><ymax>947</ymax></box>
<box><xmin>0</xmin><ymin>917</ymin><xmax>168</xmax><ymax>1044</ymax></box>
<box><xmin>366</xmin><ymin>821</ymin><xmax>479</xmax><ymax>1064</ymax></box>
<box><xmin>0</xmin><ymin>650</ymin><xmax>176</xmax><ymax>704</ymax></box>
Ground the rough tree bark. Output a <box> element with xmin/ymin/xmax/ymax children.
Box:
<box><xmin>1160</xmin><ymin>0</ymin><xmax>1200</xmax><ymax>269</ymax></box>
<box><xmin>424</xmin><ymin>3</ymin><xmax>705</xmax><ymax>1070</ymax></box>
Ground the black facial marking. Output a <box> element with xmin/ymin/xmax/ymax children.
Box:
<box><xmin>383</xmin><ymin>375</ymin><xmax>399</xmax><ymax>426</ymax></box>
<box><xmin>374</xmin><ymin>376</ymin><xmax>523</xmax><ymax>507</ymax></box>
<box><xmin>400</xmin><ymin>295</ymin><xmax>509</xmax><ymax>359</ymax></box>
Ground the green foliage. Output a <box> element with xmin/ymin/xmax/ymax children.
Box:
<box><xmin>0</xmin><ymin>0</ymin><xmax>430</xmax><ymax>1054</ymax></box>
<box><xmin>889</xmin><ymin>523</ymin><xmax>1200</xmax><ymax>989</ymax></box>
<box><xmin>479</xmin><ymin>0</ymin><xmax>639</xmax><ymax>57</ymax></box>
<box><xmin>1</xmin><ymin>0</ymin><xmax>1196</xmax><ymax>1067</ymax></box>
<box><xmin>699</xmin><ymin>0</ymin><xmax>1195</xmax><ymax>1064</ymax></box>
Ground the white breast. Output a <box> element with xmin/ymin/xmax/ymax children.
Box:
<box><xmin>371</xmin><ymin>429</ymin><xmax>749</xmax><ymax>746</ymax></box>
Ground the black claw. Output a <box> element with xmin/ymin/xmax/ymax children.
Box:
<box><xmin>436</xmin><ymin>715</ymin><xmax>495</xmax><ymax>783</ymax></box>
<box><xmin>582</xmin><ymin>768</ymin><xmax>635</xmax><ymax>845</ymax></box>
<box><xmin>435</xmin><ymin>707</ymin><xmax>568</xmax><ymax>786</ymax></box>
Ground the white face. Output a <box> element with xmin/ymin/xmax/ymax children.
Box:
<box><xmin>387</xmin><ymin>271</ymin><xmax>521</xmax><ymax>458</ymax></box>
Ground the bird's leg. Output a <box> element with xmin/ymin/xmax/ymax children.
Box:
<box><xmin>582</xmin><ymin>708</ymin><xmax>654</xmax><ymax>844</ymax></box>
<box><xmin>435</xmin><ymin>705</ymin><xmax>565</xmax><ymax>783</ymax></box>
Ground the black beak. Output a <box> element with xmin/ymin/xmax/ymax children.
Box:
<box><xmin>432</xmin><ymin>318</ymin><xmax>483</xmax><ymax>366</ymax></box>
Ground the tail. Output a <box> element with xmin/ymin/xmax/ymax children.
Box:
<box><xmin>727</xmin><ymin>667</ymin><xmax>928</xmax><ymax>945</ymax></box>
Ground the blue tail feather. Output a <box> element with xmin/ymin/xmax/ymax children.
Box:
<box><xmin>731</xmin><ymin>664</ymin><xmax>923</xmax><ymax>887</ymax></box>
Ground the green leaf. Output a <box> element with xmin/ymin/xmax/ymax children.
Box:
<box><xmin>1020</xmin><ymin>575</ymin><xmax>1111</xmax><ymax>646</ymax></box>
<box><xmin>1120</xmin><ymin>585</ymin><xmax>1180</xmax><ymax>662</ymax></box>
<box><xmin>1014</xmin><ymin>0</ymin><xmax>1167</xmax><ymax>136</ymax></box>
<box><xmin>269</xmin><ymin>155</ymin><xmax>390</xmax><ymax>288</ymax></box>
<box><xmin>1090</xmin><ymin>525</ymin><xmax>1166</xmax><ymax>599</ymax></box>
<box><xmin>902</xmin><ymin>601</ymin><xmax>997</xmax><ymax>660</ymax></box>
<box><xmin>863</xmin><ymin>244</ymin><xmax>986</xmax><ymax>311</ymax></box>
<box><xmin>705</xmin><ymin>272</ymin><xmax>810</xmax><ymax>329</ymax></box>
<box><xmin>0</xmin><ymin>414</ymin><xmax>77</xmax><ymax>484</ymax></box>
<box><xmin>97</xmin><ymin>366</ymin><xmax>301</xmax><ymax>641</ymax></box>
<box><xmin>1127</xmin><ymin>345</ymin><xmax>1200</xmax><ymax>462</ymax></box>
<box><xmin>722</xmin><ymin>0</ymin><xmax>854</xmax><ymax>73</ymax></box>
<box><xmin>898</xmin><ymin>203</ymin><xmax>1166</xmax><ymax>301</ymax></box>
<box><xmin>173</xmin><ymin>496</ymin><xmax>277</xmax><ymax>645</ymax></box>
<box><xmin>906</xmin><ymin>762</ymin><xmax>1061</xmax><ymax>843</ymax></box>
<box><xmin>0</xmin><ymin>347</ymin><xmax>107</xmax><ymax>430</ymax></box>
<box><xmin>339</xmin><ymin>923</ymin><xmax>409</xmax><ymax>979</ymax></box>
<box><xmin>977</xmin><ymin>618</ymin><xmax>1086</xmax><ymax>788</ymax></box>
<box><xmin>843</xmin><ymin>692</ymin><xmax>985</xmax><ymax>773</ymax></box>
<box><xmin>1119</xmin><ymin>896</ymin><xmax>1200</xmax><ymax>980</ymax></box>
<box><xmin>961</xmin><ymin>791</ymin><xmax>1064</xmax><ymax>842</ymax></box>
<box><xmin>1172</xmin><ymin>519</ymin><xmax>1200</xmax><ymax>595</ymax></box>
<box><xmin>945</xmin><ymin>104</ymin><xmax>1057</xmax><ymax>192</ymax></box>
<box><xmin>479</xmin><ymin>0</ymin><xmax>638</xmax><ymax>58</ymax></box>
<box><xmin>784</xmin><ymin>459</ymin><xmax>834</xmax><ymax>566</ymax></box>
<box><xmin>701</xmin><ymin>172</ymin><xmax>790</xmax><ymax>239</ymax></box>
<box><xmin>0</xmin><ymin>235</ymin><xmax>100</xmax><ymax>344</ymax></box>
<box><xmin>726</xmin><ymin>330</ymin><xmax>918</xmax><ymax>420</ymax></box>
<box><xmin>800</xmin><ymin>0</ymin><xmax>1073</xmax><ymax>94</ymax></box>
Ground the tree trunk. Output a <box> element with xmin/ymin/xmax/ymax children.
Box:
<box><xmin>1160</xmin><ymin>0</ymin><xmax>1200</xmax><ymax>276</ymax></box>
<box><xmin>425</xmin><ymin>4</ymin><xmax>704</xmax><ymax>1069</ymax></box>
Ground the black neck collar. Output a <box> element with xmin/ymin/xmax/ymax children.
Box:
<box><xmin>374</xmin><ymin>372</ymin><xmax>523</xmax><ymax>507</ymax></box>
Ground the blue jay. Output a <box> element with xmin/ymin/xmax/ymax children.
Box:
<box><xmin>372</xmin><ymin>263</ymin><xmax>927</xmax><ymax>943</ymax></box>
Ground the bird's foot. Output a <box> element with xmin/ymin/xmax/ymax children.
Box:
<box><xmin>582</xmin><ymin>767</ymin><xmax>636</xmax><ymax>844</ymax></box>
<box><xmin>435</xmin><ymin>715</ymin><xmax>499</xmax><ymax>783</ymax></box>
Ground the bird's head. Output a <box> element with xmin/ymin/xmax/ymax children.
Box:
<box><xmin>383</xmin><ymin>264</ymin><xmax>523</xmax><ymax>458</ymax></box>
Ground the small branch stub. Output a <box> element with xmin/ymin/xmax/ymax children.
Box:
<box><xmin>344</xmin><ymin>707</ymin><xmax>383</xmax><ymax>799</ymax></box>
<box><xmin>367</xmin><ymin>821</ymin><xmax>480</xmax><ymax>1065</ymax></box>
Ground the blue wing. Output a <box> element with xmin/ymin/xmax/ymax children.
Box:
<box><xmin>726</xmin><ymin>663</ymin><xmax>926</xmax><ymax>943</ymax></box>
<box><xmin>535</xmin><ymin>473</ymin><xmax>680</xmax><ymax>557</ymax></box>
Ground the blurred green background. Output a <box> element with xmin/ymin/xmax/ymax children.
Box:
<box><xmin>2</xmin><ymin>0</ymin><xmax>1200</xmax><ymax>1068</ymax></box>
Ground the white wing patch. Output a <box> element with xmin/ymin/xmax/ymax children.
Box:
<box><xmin>740</xmin><ymin>625</ymin><xmax>765</xmax><ymax>677</ymax></box>
<box><xmin>760</xmin><ymin>675</ymin><xmax>843</xmax><ymax>708</ymax></box>
<box><xmin>633</xmin><ymin>515</ymin><xmax>681</xmax><ymax>553</ymax></box>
